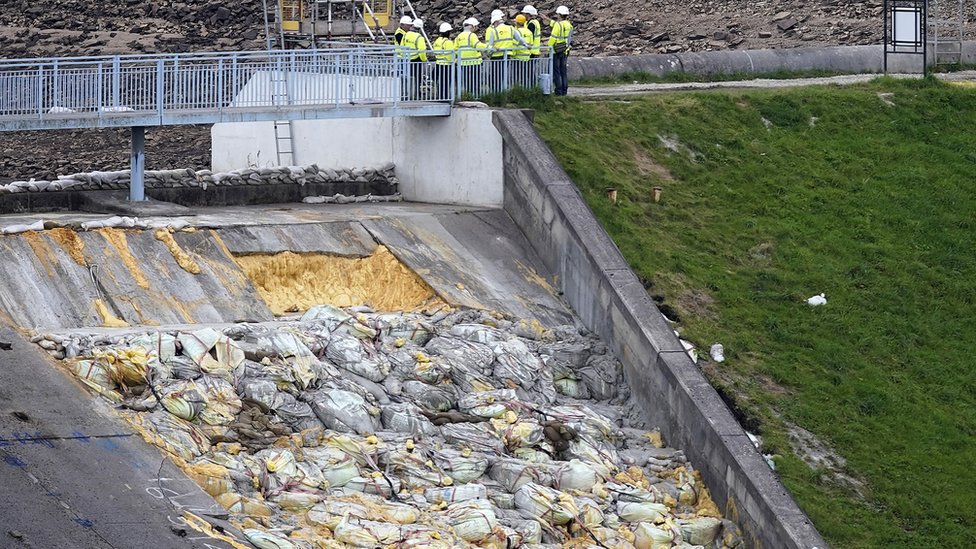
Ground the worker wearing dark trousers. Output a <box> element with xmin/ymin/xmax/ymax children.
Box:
<box><xmin>402</xmin><ymin>19</ymin><xmax>428</xmax><ymax>100</ymax></box>
<box><xmin>432</xmin><ymin>23</ymin><xmax>457</xmax><ymax>100</ymax></box>
<box><xmin>542</xmin><ymin>6</ymin><xmax>573</xmax><ymax>96</ymax></box>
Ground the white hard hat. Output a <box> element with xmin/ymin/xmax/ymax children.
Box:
<box><xmin>522</xmin><ymin>5</ymin><xmax>538</xmax><ymax>15</ymax></box>
<box><xmin>463</xmin><ymin>17</ymin><xmax>479</xmax><ymax>27</ymax></box>
<box><xmin>490</xmin><ymin>10</ymin><xmax>503</xmax><ymax>23</ymax></box>
<box><xmin>439</xmin><ymin>22</ymin><xmax>453</xmax><ymax>33</ymax></box>
<box><xmin>412</xmin><ymin>18</ymin><xmax>424</xmax><ymax>28</ymax></box>
<box><xmin>399</xmin><ymin>15</ymin><xmax>412</xmax><ymax>25</ymax></box>
<box><xmin>556</xmin><ymin>5</ymin><xmax>570</xmax><ymax>15</ymax></box>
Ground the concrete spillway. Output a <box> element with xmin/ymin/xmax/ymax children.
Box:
<box><xmin>0</xmin><ymin>108</ymin><xmax>827</xmax><ymax>548</ymax></box>
<box><xmin>0</xmin><ymin>204</ymin><xmax>571</xmax><ymax>331</ymax></box>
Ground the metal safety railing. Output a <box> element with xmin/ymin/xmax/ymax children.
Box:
<box><xmin>404</xmin><ymin>50</ymin><xmax>554</xmax><ymax>101</ymax></box>
<box><xmin>0</xmin><ymin>46</ymin><xmax>553</xmax><ymax>126</ymax></box>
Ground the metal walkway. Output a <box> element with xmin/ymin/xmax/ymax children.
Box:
<box><xmin>0</xmin><ymin>45</ymin><xmax>552</xmax><ymax>201</ymax></box>
<box><xmin>0</xmin><ymin>46</ymin><xmax>451</xmax><ymax>132</ymax></box>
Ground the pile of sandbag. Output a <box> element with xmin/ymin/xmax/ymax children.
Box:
<box><xmin>54</xmin><ymin>304</ymin><xmax>743</xmax><ymax>548</ymax></box>
<box><xmin>0</xmin><ymin>163</ymin><xmax>398</xmax><ymax>194</ymax></box>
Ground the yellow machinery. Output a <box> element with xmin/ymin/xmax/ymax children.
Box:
<box><xmin>271</xmin><ymin>0</ymin><xmax>397</xmax><ymax>44</ymax></box>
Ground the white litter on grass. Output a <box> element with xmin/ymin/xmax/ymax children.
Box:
<box><xmin>710</xmin><ymin>343</ymin><xmax>725</xmax><ymax>363</ymax></box>
<box><xmin>806</xmin><ymin>293</ymin><xmax>827</xmax><ymax>306</ymax></box>
<box><xmin>680</xmin><ymin>338</ymin><xmax>698</xmax><ymax>363</ymax></box>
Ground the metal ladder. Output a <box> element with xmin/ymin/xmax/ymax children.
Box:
<box><xmin>271</xmin><ymin>63</ymin><xmax>295</xmax><ymax>166</ymax></box>
<box><xmin>929</xmin><ymin>0</ymin><xmax>965</xmax><ymax>66</ymax></box>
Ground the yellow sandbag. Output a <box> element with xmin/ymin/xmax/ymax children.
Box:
<box><xmin>94</xmin><ymin>346</ymin><xmax>151</xmax><ymax>388</ymax></box>
<box><xmin>617</xmin><ymin>501</ymin><xmax>668</xmax><ymax>523</ymax></box>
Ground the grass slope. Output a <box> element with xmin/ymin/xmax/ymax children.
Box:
<box><xmin>533</xmin><ymin>78</ymin><xmax>976</xmax><ymax>547</ymax></box>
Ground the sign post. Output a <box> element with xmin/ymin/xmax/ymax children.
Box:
<box><xmin>884</xmin><ymin>0</ymin><xmax>928</xmax><ymax>75</ymax></box>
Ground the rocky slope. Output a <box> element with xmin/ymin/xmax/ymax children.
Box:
<box><xmin>3</xmin><ymin>0</ymin><xmax>974</xmax><ymax>59</ymax></box>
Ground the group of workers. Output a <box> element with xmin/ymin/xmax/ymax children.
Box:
<box><xmin>392</xmin><ymin>5</ymin><xmax>574</xmax><ymax>98</ymax></box>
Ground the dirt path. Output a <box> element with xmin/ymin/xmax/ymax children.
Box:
<box><xmin>568</xmin><ymin>70</ymin><xmax>976</xmax><ymax>97</ymax></box>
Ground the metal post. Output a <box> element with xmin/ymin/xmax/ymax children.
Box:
<box><xmin>130</xmin><ymin>126</ymin><xmax>146</xmax><ymax>202</ymax></box>
<box><xmin>262</xmin><ymin>0</ymin><xmax>274</xmax><ymax>50</ymax></box>
<box><xmin>884</xmin><ymin>0</ymin><xmax>889</xmax><ymax>73</ymax></box>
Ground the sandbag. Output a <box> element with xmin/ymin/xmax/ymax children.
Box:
<box><xmin>633</xmin><ymin>522</ymin><xmax>677</xmax><ymax>549</ymax></box>
<box><xmin>425</xmin><ymin>336</ymin><xmax>494</xmax><ymax>374</ymax></box>
<box><xmin>433</xmin><ymin>448</ymin><xmax>489</xmax><ymax>484</ymax></box>
<box><xmin>554</xmin><ymin>459</ymin><xmax>600</xmax><ymax>491</ymax></box>
<box><xmin>514</xmin><ymin>483</ymin><xmax>578</xmax><ymax>526</ymax></box>
<box><xmin>308</xmin><ymin>389</ymin><xmax>379</xmax><ymax>434</ymax></box>
<box><xmin>424</xmin><ymin>483</ymin><xmax>487</xmax><ymax>504</ymax></box>
<box><xmin>616</xmin><ymin>500</ymin><xmax>668</xmax><ymax>523</ymax></box>
<box><xmin>381</xmin><ymin>403</ymin><xmax>439</xmax><ymax>436</ymax></box>
<box><xmin>679</xmin><ymin>516</ymin><xmax>723</xmax><ymax>545</ymax></box>
<box><xmin>446</xmin><ymin>499</ymin><xmax>498</xmax><ymax>542</ymax></box>
<box><xmin>491</xmin><ymin>339</ymin><xmax>542</xmax><ymax>389</ymax></box>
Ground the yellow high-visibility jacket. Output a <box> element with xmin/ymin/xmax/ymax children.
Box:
<box><xmin>455</xmin><ymin>30</ymin><xmax>486</xmax><ymax>66</ymax></box>
<box><xmin>548</xmin><ymin>19</ymin><xmax>573</xmax><ymax>53</ymax></box>
<box><xmin>514</xmin><ymin>26</ymin><xmax>533</xmax><ymax>60</ymax></box>
<box><xmin>402</xmin><ymin>30</ymin><xmax>428</xmax><ymax>62</ymax></box>
<box><xmin>432</xmin><ymin>36</ymin><xmax>456</xmax><ymax>65</ymax></box>
<box><xmin>486</xmin><ymin>23</ymin><xmax>516</xmax><ymax>58</ymax></box>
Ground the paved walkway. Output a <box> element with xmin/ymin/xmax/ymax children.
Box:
<box><xmin>569</xmin><ymin>70</ymin><xmax>976</xmax><ymax>97</ymax></box>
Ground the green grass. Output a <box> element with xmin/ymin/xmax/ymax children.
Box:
<box><xmin>531</xmin><ymin>77</ymin><xmax>976</xmax><ymax>547</ymax></box>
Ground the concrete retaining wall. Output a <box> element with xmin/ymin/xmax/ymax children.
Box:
<box><xmin>570</xmin><ymin>42</ymin><xmax>976</xmax><ymax>81</ymax></box>
<box><xmin>493</xmin><ymin>109</ymin><xmax>828</xmax><ymax>548</ymax></box>
<box><xmin>212</xmin><ymin>108</ymin><xmax>504</xmax><ymax>208</ymax></box>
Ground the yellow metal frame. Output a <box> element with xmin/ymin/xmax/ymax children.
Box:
<box><xmin>363</xmin><ymin>0</ymin><xmax>392</xmax><ymax>29</ymax></box>
<box><xmin>281</xmin><ymin>0</ymin><xmax>302</xmax><ymax>32</ymax></box>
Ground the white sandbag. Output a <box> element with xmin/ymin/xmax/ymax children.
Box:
<box><xmin>433</xmin><ymin>448</ymin><xmax>489</xmax><ymax>484</ymax></box>
<box><xmin>491</xmin><ymin>339</ymin><xmax>543</xmax><ymax>389</ymax></box>
<box><xmin>514</xmin><ymin>483</ymin><xmax>578</xmax><ymax>525</ymax></box>
<box><xmin>424</xmin><ymin>483</ymin><xmax>487</xmax><ymax>504</ymax></box>
<box><xmin>457</xmin><ymin>389</ymin><xmax>519</xmax><ymax>418</ymax></box>
<box><xmin>633</xmin><ymin>522</ymin><xmax>677</xmax><ymax>549</ymax></box>
<box><xmin>308</xmin><ymin>389</ymin><xmax>379</xmax><ymax>434</ymax></box>
<box><xmin>447</xmin><ymin>499</ymin><xmax>498</xmax><ymax>542</ymax></box>
<box><xmin>679</xmin><ymin>516</ymin><xmax>723</xmax><ymax>545</ymax></box>
<box><xmin>380</xmin><ymin>403</ymin><xmax>439</xmax><ymax>436</ymax></box>
<box><xmin>243</xmin><ymin>529</ymin><xmax>296</xmax><ymax>549</ymax></box>
<box><xmin>333</xmin><ymin>516</ymin><xmax>402</xmax><ymax>546</ymax></box>
<box><xmin>554</xmin><ymin>459</ymin><xmax>600</xmax><ymax>491</ymax></box>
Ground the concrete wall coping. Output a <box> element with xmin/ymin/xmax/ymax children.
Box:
<box><xmin>494</xmin><ymin>109</ymin><xmax>828</xmax><ymax>548</ymax></box>
<box><xmin>569</xmin><ymin>41</ymin><xmax>976</xmax><ymax>81</ymax></box>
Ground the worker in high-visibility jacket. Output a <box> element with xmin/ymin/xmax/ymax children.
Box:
<box><xmin>402</xmin><ymin>19</ymin><xmax>429</xmax><ymax>100</ymax></box>
<box><xmin>541</xmin><ymin>5</ymin><xmax>573</xmax><ymax>96</ymax></box>
<box><xmin>432</xmin><ymin>22</ymin><xmax>457</xmax><ymax>100</ymax></box>
<box><xmin>522</xmin><ymin>5</ymin><xmax>542</xmax><ymax>57</ymax></box>
<box><xmin>485</xmin><ymin>10</ymin><xmax>529</xmax><ymax>90</ymax></box>
<box><xmin>455</xmin><ymin>18</ymin><xmax>485</xmax><ymax>97</ymax></box>
<box><xmin>394</xmin><ymin>15</ymin><xmax>412</xmax><ymax>45</ymax></box>
<box><xmin>512</xmin><ymin>15</ymin><xmax>535</xmax><ymax>89</ymax></box>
